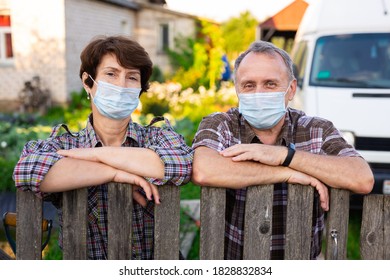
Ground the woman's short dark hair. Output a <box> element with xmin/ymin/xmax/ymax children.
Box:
<box><xmin>79</xmin><ymin>35</ymin><xmax>153</xmax><ymax>93</ymax></box>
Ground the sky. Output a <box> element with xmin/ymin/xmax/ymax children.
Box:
<box><xmin>165</xmin><ymin>0</ymin><xmax>299</xmax><ymax>22</ymax></box>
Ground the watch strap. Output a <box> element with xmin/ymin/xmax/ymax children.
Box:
<box><xmin>282</xmin><ymin>143</ymin><xmax>295</xmax><ymax>167</ymax></box>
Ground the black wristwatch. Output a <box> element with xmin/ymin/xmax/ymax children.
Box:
<box><xmin>282</xmin><ymin>143</ymin><xmax>295</xmax><ymax>167</ymax></box>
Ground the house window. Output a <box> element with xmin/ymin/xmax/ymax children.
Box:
<box><xmin>0</xmin><ymin>14</ymin><xmax>13</xmax><ymax>63</ymax></box>
<box><xmin>159</xmin><ymin>23</ymin><xmax>169</xmax><ymax>52</ymax></box>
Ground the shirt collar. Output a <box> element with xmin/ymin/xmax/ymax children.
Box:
<box><xmin>237</xmin><ymin>110</ymin><xmax>258</xmax><ymax>144</ymax></box>
<box><xmin>276</xmin><ymin>107</ymin><xmax>294</xmax><ymax>146</ymax></box>
<box><xmin>85</xmin><ymin>114</ymin><xmax>140</xmax><ymax>147</ymax></box>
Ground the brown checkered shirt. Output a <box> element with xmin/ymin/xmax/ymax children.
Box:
<box><xmin>192</xmin><ymin>107</ymin><xmax>360</xmax><ymax>259</ymax></box>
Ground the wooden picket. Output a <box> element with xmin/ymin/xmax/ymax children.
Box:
<box><xmin>12</xmin><ymin>184</ymin><xmax>390</xmax><ymax>260</ymax></box>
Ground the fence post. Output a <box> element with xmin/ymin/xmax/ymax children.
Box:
<box><xmin>325</xmin><ymin>188</ymin><xmax>349</xmax><ymax>260</ymax></box>
<box><xmin>154</xmin><ymin>185</ymin><xmax>181</xmax><ymax>259</ymax></box>
<box><xmin>16</xmin><ymin>190</ymin><xmax>42</xmax><ymax>260</ymax></box>
<box><xmin>385</xmin><ymin>195</ymin><xmax>390</xmax><ymax>260</ymax></box>
<box><xmin>243</xmin><ymin>185</ymin><xmax>273</xmax><ymax>259</ymax></box>
<box><xmin>285</xmin><ymin>184</ymin><xmax>314</xmax><ymax>260</ymax></box>
<box><xmin>360</xmin><ymin>194</ymin><xmax>389</xmax><ymax>259</ymax></box>
<box><xmin>108</xmin><ymin>183</ymin><xmax>133</xmax><ymax>260</ymax></box>
<box><xmin>200</xmin><ymin>187</ymin><xmax>225</xmax><ymax>260</ymax></box>
<box><xmin>62</xmin><ymin>188</ymin><xmax>88</xmax><ymax>259</ymax></box>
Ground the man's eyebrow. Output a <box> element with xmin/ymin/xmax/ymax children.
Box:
<box><xmin>239</xmin><ymin>78</ymin><xmax>255</xmax><ymax>85</ymax></box>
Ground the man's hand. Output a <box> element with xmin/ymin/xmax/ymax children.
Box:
<box><xmin>113</xmin><ymin>169</ymin><xmax>160</xmax><ymax>207</ymax></box>
<box><xmin>287</xmin><ymin>170</ymin><xmax>329</xmax><ymax>211</ymax></box>
<box><xmin>220</xmin><ymin>144</ymin><xmax>287</xmax><ymax>166</ymax></box>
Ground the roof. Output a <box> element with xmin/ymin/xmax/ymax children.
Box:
<box><xmin>97</xmin><ymin>0</ymin><xmax>140</xmax><ymax>10</ymax></box>
<box><xmin>259</xmin><ymin>0</ymin><xmax>308</xmax><ymax>31</ymax></box>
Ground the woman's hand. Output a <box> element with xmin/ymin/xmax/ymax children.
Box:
<box><xmin>113</xmin><ymin>169</ymin><xmax>160</xmax><ymax>207</ymax></box>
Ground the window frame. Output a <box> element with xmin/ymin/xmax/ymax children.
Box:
<box><xmin>0</xmin><ymin>14</ymin><xmax>13</xmax><ymax>65</ymax></box>
<box><xmin>158</xmin><ymin>23</ymin><xmax>170</xmax><ymax>53</ymax></box>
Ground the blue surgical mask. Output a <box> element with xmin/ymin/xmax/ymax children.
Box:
<box><xmin>238</xmin><ymin>86</ymin><xmax>289</xmax><ymax>130</ymax></box>
<box><xmin>89</xmin><ymin>75</ymin><xmax>141</xmax><ymax>120</ymax></box>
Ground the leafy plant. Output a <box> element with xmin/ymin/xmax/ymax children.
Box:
<box><xmin>167</xmin><ymin>20</ymin><xmax>225</xmax><ymax>90</ymax></box>
<box><xmin>221</xmin><ymin>11</ymin><xmax>258</xmax><ymax>62</ymax></box>
<box><xmin>150</xmin><ymin>65</ymin><xmax>165</xmax><ymax>83</ymax></box>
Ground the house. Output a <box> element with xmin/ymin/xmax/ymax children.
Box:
<box><xmin>257</xmin><ymin>0</ymin><xmax>308</xmax><ymax>51</ymax></box>
<box><xmin>0</xmin><ymin>0</ymin><xmax>199</xmax><ymax>112</ymax></box>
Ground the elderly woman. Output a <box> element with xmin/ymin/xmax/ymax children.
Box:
<box><xmin>13</xmin><ymin>35</ymin><xmax>193</xmax><ymax>259</ymax></box>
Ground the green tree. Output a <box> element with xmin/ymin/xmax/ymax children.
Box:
<box><xmin>167</xmin><ymin>20</ymin><xmax>224</xmax><ymax>90</ymax></box>
<box><xmin>221</xmin><ymin>11</ymin><xmax>258</xmax><ymax>62</ymax></box>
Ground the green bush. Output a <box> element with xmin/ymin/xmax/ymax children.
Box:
<box><xmin>141</xmin><ymin>81</ymin><xmax>237</xmax><ymax>145</ymax></box>
<box><xmin>0</xmin><ymin>89</ymin><xmax>90</xmax><ymax>192</ymax></box>
<box><xmin>150</xmin><ymin>65</ymin><xmax>165</xmax><ymax>83</ymax></box>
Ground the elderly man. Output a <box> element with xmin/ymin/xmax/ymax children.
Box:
<box><xmin>191</xmin><ymin>40</ymin><xmax>374</xmax><ymax>260</ymax></box>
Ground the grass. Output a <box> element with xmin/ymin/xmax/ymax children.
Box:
<box><xmin>347</xmin><ymin>209</ymin><xmax>362</xmax><ymax>260</ymax></box>
<box><xmin>180</xmin><ymin>182</ymin><xmax>201</xmax><ymax>200</ymax></box>
<box><xmin>180</xmin><ymin>182</ymin><xmax>201</xmax><ymax>259</ymax></box>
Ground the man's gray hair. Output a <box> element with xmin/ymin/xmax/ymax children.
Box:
<box><xmin>233</xmin><ymin>40</ymin><xmax>295</xmax><ymax>82</ymax></box>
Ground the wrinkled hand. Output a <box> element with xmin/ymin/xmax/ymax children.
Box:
<box><xmin>57</xmin><ymin>148</ymin><xmax>99</xmax><ymax>162</ymax></box>
<box><xmin>287</xmin><ymin>170</ymin><xmax>329</xmax><ymax>211</ymax></box>
<box><xmin>220</xmin><ymin>144</ymin><xmax>287</xmax><ymax>166</ymax></box>
<box><xmin>113</xmin><ymin>170</ymin><xmax>160</xmax><ymax>207</ymax></box>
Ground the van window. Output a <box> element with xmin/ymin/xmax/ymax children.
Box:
<box><xmin>310</xmin><ymin>33</ymin><xmax>390</xmax><ymax>88</ymax></box>
<box><xmin>291</xmin><ymin>40</ymin><xmax>308</xmax><ymax>86</ymax></box>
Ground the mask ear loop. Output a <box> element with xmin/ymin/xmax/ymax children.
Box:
<box><xmin>86</xmin><ymin>74</ymin><xmax>98</xmax><ymax>100</ymax></box>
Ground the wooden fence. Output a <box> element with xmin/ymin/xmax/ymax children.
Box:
<box><xmin>13</xmin><ymin>183</ymin><xmax>390</xmax><ymax>260</ymax></box>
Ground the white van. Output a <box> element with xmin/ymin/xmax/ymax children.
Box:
<box><xmin>290</xmin><ymin>0</ymin><xmax>390</xmax><ymax>203</ymax></box>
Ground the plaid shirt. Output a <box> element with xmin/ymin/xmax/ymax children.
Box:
<box><xmin>13</xmin><ymin>115</ymin><xmax>193</xmax><ymax>259</ymax></box>
<box><xmin>192</xmin><ymin>107</ymin><xmax>360</xmax><ymax>259</ymax></box>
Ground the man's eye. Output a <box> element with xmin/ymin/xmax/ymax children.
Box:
<box><xmin>265</xmin><ymin>82</ymin><xmax>277</xmax><ymax>88</ymax></box>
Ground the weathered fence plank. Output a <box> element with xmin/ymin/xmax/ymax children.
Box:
<box><xmin>154</xmin><ymin>185</ymin><xmax>181</xmax><ymax>259</ymax></box>
<box><xmin>108</xmin><ymin>183</ymin><xmax>133</xmax><ymax>260</ymax></box>
<box><xmin>285</xmin><ymin>184</ymin><xmax>314</xmax><ymax>260</ymax></box>
<box><xmin>360</xmin><ymin>194</ymin><xmax>385</xmax><ymax>259</ymax></box>
<box><xmin>325</xmin><ymin>188</ymin><xmax>350</xmax><ymax>260</ymax></box>
<box><xmin>62</xmin><ymin>188</ymin><xmax>88</xmax><ymax>259</ymax></box>
<box><xmin>243</xmin><ymin>185</ymin><xmax>273</xmax><ymax>259</ymax></box>
<box><xmin>384</xmin><ymin>195</ymin><xmax>390</xmax><ymax>260</ymax></box>
<box><xmin>200</xmin><ymin>187</ymin><xmax>225</xmax><ymax>260</ymax></box>
<box><xmin>13</xmin><ymin>183</ymin><xmax>388</xmax><ymax>260</ymax></box>
<box><xmin>16</xmin><ymin>190</ymin><xmax>42</xmax><ymax>260</ymax></box>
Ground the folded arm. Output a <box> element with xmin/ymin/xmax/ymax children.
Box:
<box><xmin>13</xmin><ymin>141</ymin><xmax>160</xmax><ymax>206</ymax></box>
<box><xmin>221</xmin><ymin>144</ymin><xmax>374</xmax><ymax>194</ymax></box>
<box><xmin>192</xmin><ymin>146</ymin><xmax>329</xmax><ymax>210</ymax></box>
<box><xmin>57</xmin><ymin>147</ymin><xmax>165</xmax><ymax>180</ymax></box>
<box><xmin>57</xmin><ymin>128</ymin><xmax>193</xmax><ymax>187</ymax></box>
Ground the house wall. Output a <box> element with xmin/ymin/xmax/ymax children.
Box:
<box><xmin>0</xmin><ymin>0</ymin><xmax>66</xmax><ymax>111</ymax></box>
<box><xmin>0</xmin><ymin>0</ymin><xmax>197</xmax><ymax>112</ymax></box>
<box><xmin>64</xmin><ymin>0</ymin><xmax>137</xmax><ymax>100</ymax></box>
<box><xmin>136</xmin><ymin>7</ymin><xmax>196</xmax><ymax>75</ymax></box>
